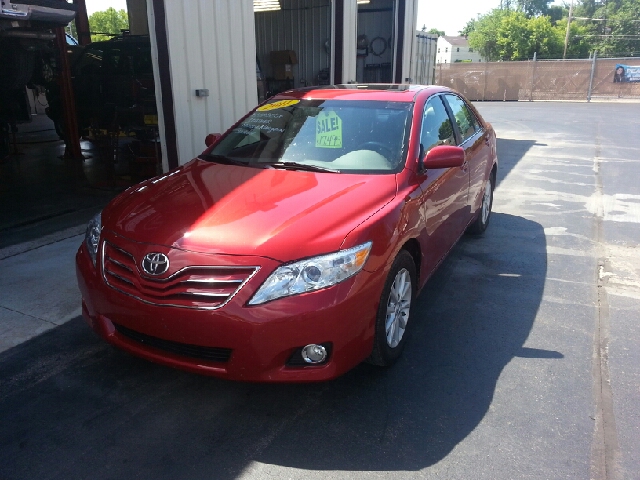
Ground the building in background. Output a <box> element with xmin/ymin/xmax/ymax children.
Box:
<box><xmin>436</xmin><ymin>36</ymin><xmax>483</xmax><ymax>64</ymax></box>
<box><xmin>134</xmin><ymin>0</ymin><xmax>420</xmax><ymax>171</ymax></box>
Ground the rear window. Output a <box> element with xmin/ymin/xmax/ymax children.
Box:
<box><xmin>207</xmin><ymin>99</ymin><xmax>412</xmax><ymax>173</ymax></box>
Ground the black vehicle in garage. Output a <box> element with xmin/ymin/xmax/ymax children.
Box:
<box><xmin>46</xmin><ymin>34</ymin><xmax>158</xmax><ymax>140</ymax></box>
<box><xmin>0</xmin><ymin>0</ymin><xmax>77</xmax><ymax>157</ymax></box>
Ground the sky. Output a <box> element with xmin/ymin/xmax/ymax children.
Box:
<box><xmin>416</xmin><ymin>0</ymin><xmax>502</xmax><ymax>36</ymax></box>
<box><xmin>85</xmin><ymin>0</ymin><xmax>127</xmax><ymax>15</ymax></box>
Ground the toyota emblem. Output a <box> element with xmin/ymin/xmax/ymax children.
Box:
<box><xmin>141</xmin><ymin>252</ymin><xmax>170</xmax><ymax>276</ymax></box>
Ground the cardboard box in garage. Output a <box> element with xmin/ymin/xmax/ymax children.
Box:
<box><xmin>270</xmin><ymin>50</ymin><xmax>297</xmax><ymax>80</ymax></box>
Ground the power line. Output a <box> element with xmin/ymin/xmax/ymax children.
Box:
<box><xmin>574</xmin><ymin>35</ymin><xmax>640</xmax><ymax>38</ymax></box>
<box><xmin>572</xmin><ymin>17</ymin><xmax>640</xmax><ymax>22</ymax></box>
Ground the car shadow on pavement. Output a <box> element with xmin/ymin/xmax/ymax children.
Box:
<box><xmin>0</xmin><ymin>211</ymin><xmax>553</xmax><ymax>479</ymax></box>
<box><xmin>495</xmin><ymin>138</ymin><xmax>538</xmax><ymax>188</ymax></box>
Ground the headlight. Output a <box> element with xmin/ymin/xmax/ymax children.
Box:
<box><xmin>85</xmin><ymin>212</ymin><xmax>102</xmax><ymax>266</ymax></box>
<box><xmin>249</xmin><ymin>241</ymin><xmax>372</xmax><ymax>305</ymax></box>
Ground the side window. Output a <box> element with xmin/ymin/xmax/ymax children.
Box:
<box><xmin>420</xmin><ymin>96</ymin><xmax>456</xmax><ymax>153</ymax></box>
<box><xmin>444</xmin><ymin>94</ymin><xmax>480</xmax><ymax>144</ymax></box>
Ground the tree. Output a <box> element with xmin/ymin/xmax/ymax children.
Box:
<box><xmin>427</xmin><ymin>28</ymin><xmax>445</xmax><ymax>37</ymax></box>
<box><xmin>594</xmin><ymin>0</ymin><xmax>640</xmax><ymax>56</ymax></box>
<box><xmin>528</xmin><ymin>15</ymin><xmax>564</xmax><ymax>58</ymax></box>
<box><xmin>89</xmin><ymin>8</ymin><xmax>129</xmax><ymax>42</ymax></box>
<box><xmin>459</xmin><ymin>18</ymin><xmax>477</xmax><ymax>37</ymax></box>
<box><xmin>469</xmin><ymin>8</ymin><xmax>564</xmax><ymax>60</ymax></box>
<box><xmin>555</xmin><ymin>17</ymin><xmax>593</xmax><ymax>58</ymax></box>
<box><xmin>571</xmin><ymin>0</ymin><xmax>640</xmax><ymax>57</ymax></box>
<box><xmin>516</xmin><ymin>0</ymin><xmax>551</xmax><ymax>17</ymax></box>
<box><xmin>495</xmin><ymin>10</ymin><xmax>531</xmax><ymax>59</ymax></box>
<box><xmin>547</xmin><ymin>5</ymin><xmax>565</xmax><ymax>24</ymax></box>
<box><xmin>468</xmin><ymin>9</ymin><xmax>511</xmax><ymax>61</ymax></box>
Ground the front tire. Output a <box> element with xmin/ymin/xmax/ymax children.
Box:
<box><xmin>368</xmin><ymin>250</ymin><xmax>416</xmax><ymax>367</ymax></box>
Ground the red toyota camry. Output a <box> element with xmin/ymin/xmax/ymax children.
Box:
<box><xmin>76</xmin><ymin>84</ymin><xmax>497</xmax><ymax>382</ymax></box>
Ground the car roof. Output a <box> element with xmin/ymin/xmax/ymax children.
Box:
<box><xmin>272</xmin><ymin>84</ymin><xmax>451</xmax><ymax>103</ymax></box>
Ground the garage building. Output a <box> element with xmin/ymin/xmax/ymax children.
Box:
<box><xmin>136</xmin><ymin>0</ymin><xmax>420</xmax><ymax>170</ymax></box>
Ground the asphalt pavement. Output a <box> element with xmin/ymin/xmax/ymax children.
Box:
<box><xmin>0</xmin><ymin>101</ymin><xmax>638</xmax><ymax>480</ymax></box>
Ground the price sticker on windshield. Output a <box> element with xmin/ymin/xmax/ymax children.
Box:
<box><xmin>315</xmin><ymin>111</ymin><xmax>342</xmax><ymax>148</ymax></box>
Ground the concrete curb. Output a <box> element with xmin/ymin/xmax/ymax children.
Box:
<box><xmin>0</xmin><ymin>225</ymin><xmax>85</xmax><ymax>260</ymax></box>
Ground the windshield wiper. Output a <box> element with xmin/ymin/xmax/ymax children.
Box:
<box><xmin>264</xmin><ymin>162</ymin><xmax>340</xmax><ymax>173</ymax></box>
<box><xmin>205</xmin><ymin>154</ymin><xmax>253</xmax><ymax>167</ymax></box>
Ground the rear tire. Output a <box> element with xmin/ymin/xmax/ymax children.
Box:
<box><xmin>466</xmin><ymin>169</ymin><xmax>495</xmax><ymax>235</ymax></box>
<box><xmin>367</xmin><ymin>250</ymin><xmax>416</xmax><ymax>367</ymax></box>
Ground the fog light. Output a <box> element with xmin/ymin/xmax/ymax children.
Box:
<box><xmin>301</xmin><ymin>344</ymin><xmax>327</xmax><ymax>364</ymax></box>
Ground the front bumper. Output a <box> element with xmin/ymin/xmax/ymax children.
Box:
<box><xmin>76</xmin><ymin>241</ymin><xmax>386</xmax><ymax>382</ymax></box>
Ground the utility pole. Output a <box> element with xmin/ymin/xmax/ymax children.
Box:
<box><xmin>563</xmin><ymin>0</ymin><xmax>574</xmax><ymax>59</ymax></box>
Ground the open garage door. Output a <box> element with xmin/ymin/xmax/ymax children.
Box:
<box><xmin>356</xmin><ymin>0</ymin><xmax>418</xmax><ymax>85</ymax></box>
<box><xmin>254</xmin><ymin>0</ymin><xmax>334</xmax><ymax>97</ymax></box>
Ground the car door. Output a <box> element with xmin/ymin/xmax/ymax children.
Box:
<box><xmin>442</xmin><ymin>93</ymin><xmax>490</xmax><ymax>219</ymax></box>
<box><xmin>417</xmin><ymin>94</ymin><xmax>470</xmax><ymax>275</ymax></box>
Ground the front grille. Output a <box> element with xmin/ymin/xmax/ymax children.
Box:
<box><xmin>113</xmin><ymin>323</ymin><xmax>232</xmax><ymax>362</ymax></box>
<box><xmin>101</xmin><ymin>241</ymin><xmax>258</xmax><ymax>310</ymax></box>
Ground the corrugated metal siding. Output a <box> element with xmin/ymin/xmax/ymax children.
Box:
<box><xmin>399</xmin><ymin>0</ymin><xmax>418</xmax><ymax>83</ymax></box>
<box><xmin>146</xmin><ymin>0</ymin><xmax>169</xmax><ymax>170</ymax></box>
<box><xmin>254</xmin><ymin>0</ymin><xmax>332</xmax><ymax>88</ymax></box>
<box><xmin>159</xmin><ymin>0</ymin><xmax>257</xmax><ymax>166</ymax></box>
<box><xmin>410</xmin><ymin>32</ymin><xmax>437</xmax><ymax>85</ymax></box>
<box><xmin>342</xmin><ymin>0</ymin><xmax>358</xmax><ymax>83</ymax></box>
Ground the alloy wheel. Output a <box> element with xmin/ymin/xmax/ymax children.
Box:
<box><xmin>481</xmin><ymin>180</ymin><xmax>492</xmax><ymax>224</ymax></box>
<box><xmin>385</xmin><ymin>268</ymin><xmax>412</xmax><ymax>348</ymax></box>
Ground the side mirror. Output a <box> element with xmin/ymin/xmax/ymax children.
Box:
<box><xmin>205</xmin><ymin>133</ymin><xmax>221</xmax><ymax>147</ymax></box>
<box><xmin>423</xmin><ymin>145</ymin><xmax>465</xmax><ymax>169</ymax></box>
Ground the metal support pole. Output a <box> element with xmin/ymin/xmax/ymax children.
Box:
<box><xmin>73</xmin><ymin>0</ymin><xmax>91</xmax><ymax>46</ymax></box>
<box><xmin>529</xmin><ymin>52</ymin><xmax>537</xmax><ymax>102</ymax></box>
<box><xmin>55</xmin><ymin>28</ymin><xmax>83</xmax><ymax>162</ymax></box>
<box><xmin>482</xmin><ymin>60</ymin><xmax>488</xmax><ymax>101</ymax></box>
<box><xmin>587</xmin><ymin>51</ymin><xmax>597</xmax><ymax>102</ymax></box>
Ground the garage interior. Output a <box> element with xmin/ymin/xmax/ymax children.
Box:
<box><xmin>1</xmin><ymin>0</ymin><xmax>417</xmax><ymax>248</ymax></box>
<box><xmin>0</xmin><ymin>0</ymin><xmax>155</xmax><ymax>248</ymax></box>
<box><xmin>254</xmin><ymin>0</ymin><xmax>400</xmax><ymax>90</ymax></box>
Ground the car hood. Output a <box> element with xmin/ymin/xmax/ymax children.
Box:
<box><xmin>104</xmin><ymin>159</ymin><xmax>397</xmax><ymax>262</ymax></box>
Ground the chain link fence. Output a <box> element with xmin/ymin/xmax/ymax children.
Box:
<box><xmin>436</xmin><ymin>57</ymin><xmax>640</xmax><ymax>101</ymax></box>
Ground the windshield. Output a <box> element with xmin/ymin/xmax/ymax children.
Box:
<box><xmin>206</xmin><ymin>99</ymin><xmax>412</xmax><ymax>173</ymax></box>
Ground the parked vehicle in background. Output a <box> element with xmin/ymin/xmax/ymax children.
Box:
<box><xmin>0</xmin><ymin>0</ymin><xmax>76</xmax><ymax>156</ymax></box>
<box><xmin>46</xmin><ymin>34</ymin><xmax>157</xmax><ymax>139</ymax></box>
<box><xmin>76</xmin><ymin>84</ymin><xmax>498</xmax><ymax>382</ymax></box>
